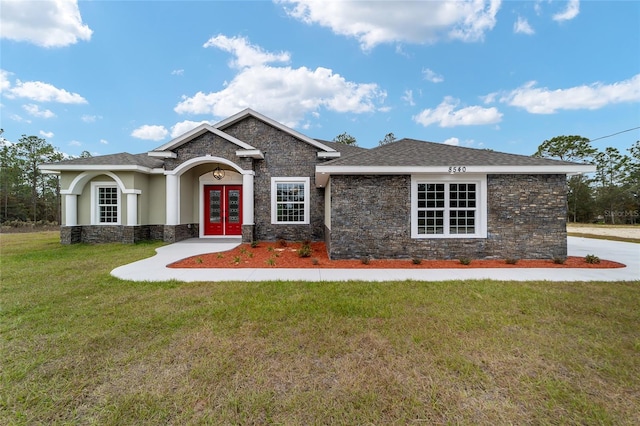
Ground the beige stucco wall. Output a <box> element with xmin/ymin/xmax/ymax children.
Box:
<box><xmin>63</xmin><ymin>171</ymin><xmax>169</xmax><ymax>226</ymax></box>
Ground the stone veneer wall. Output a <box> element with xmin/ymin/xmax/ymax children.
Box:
<box><xmin>328</xmin><ymin>174</ymin><xmax>567</xmax><ymax>260</ymax></box>
<box><xmin>163</xmin><ymin>224</ymin><xmax>199</xmax><ymax>243</ymax></box>
<box><xmin>222</xmin><ymin>116</ymin><xmax>327</xmax><ymax>242</ymax></box>
<box><xmin>60</xmin><ymin>225</ymin><xmax>166</xmax><ymax>244</ymax></box>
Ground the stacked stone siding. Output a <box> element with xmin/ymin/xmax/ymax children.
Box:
<box><xmin>223</xmin><ymin>117</ymin><xmax>327</xmax><ymax>242</ymax></box>
<box><xmin>328</xmin><ymin>174</ymin><xmax>567</xmax><ymax>260</ymax></box>
<box><xmin>61</xmin><ymin>225</ymin><xmax>167</xmax><ymax>244</ymax></box>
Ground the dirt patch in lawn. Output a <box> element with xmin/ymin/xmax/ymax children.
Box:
<box><xmin>168</xmin><ymin>241</ymin><xmax>624</xmax><ymax>269</ymax></box>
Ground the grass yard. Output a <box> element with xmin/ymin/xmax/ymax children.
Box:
<box><xmin>1</xmin><ymin>232</ymin><xmax>639</xmax><ymax>425</ymax></box>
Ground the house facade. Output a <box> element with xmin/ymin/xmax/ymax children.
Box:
<box><xmin>41</xmin><ymin>109</ymin><xmax>595</xmax><ymax>260</ymax></box>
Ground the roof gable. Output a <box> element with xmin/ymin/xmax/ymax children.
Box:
<box><xmin>150</xmin><ymin>123</ymin><xmax>257</xmax><ymax>156</ymax></box>
<box><xmin>215</xmin><ymin>108</ymin><xmax>339</xmax><ymax>157</ymax></box>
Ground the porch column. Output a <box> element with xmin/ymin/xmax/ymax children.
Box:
<box><xmin>242</xmin><ymin>172</ymin><xmax>254</xmax><ymax>225</ymax></box>
<box><xmin>64</xmin><ymin>194</ymin><xmax>77</xmax><ymax>226</ymax></box>
<box><xmin>126</xmin><ymin>193</ymin><xmax>138</xmax><ymax>226</ymax></box>
<box><xmin>166</xmin><ymin>174</ymin><xmax>179</xmax><ymax>225</ymax></box>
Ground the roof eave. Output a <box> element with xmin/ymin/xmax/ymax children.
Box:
<box><xmin>37</xmin><ymin>164</ymin><xmax>155</xmax><ymax>173</ymax></box>
<box><xmin>314</xmin><ymin>164</ymin><xmax>597</xmax><ymax>187</ymax></box>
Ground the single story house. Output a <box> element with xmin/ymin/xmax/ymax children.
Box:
<box><xmin>40</xmin><ymin>108</ymin><xmax>595</xmax><ymax>260</ymax></box>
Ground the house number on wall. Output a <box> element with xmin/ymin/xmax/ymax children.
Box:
<box><xmin>448</xmin><ymin>166</ymin><xmax>467</xmax><ymax>173</ymax></box>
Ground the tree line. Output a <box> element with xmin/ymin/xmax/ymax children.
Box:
<box><xmin>1</xmin><ymin>130</ymin><xmax>637</xmax><ymax>225</ymax></box>
<box><xmin>1</xmin><ymin>131</ymin><xmax>67</xmax><ymax>224</ymax></box>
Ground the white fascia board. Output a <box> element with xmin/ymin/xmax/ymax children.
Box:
<box><xmin>314</xmin><ymin>164</ymin><xmax>597</xmax><ymax>187</ymax></box>
<box><xmin>236</xmin><ymin>149</ymin><xmax>265</xmax><ymax>159</ymax></box>
<box><xmin>318</xmin><ymin>151</ymin><xmax>341</xmax><ymax>158</ymax></box>
<box><xmin>38</xmin><ymin>164</ymin><xmax>154</xmax><ymax>173</ymax></box>
<box><xmin>40</xmin><ymin>169</ymin><xmax>60</xmax><ymax>175</ymax></box>
<box><xmin>147</xmin><ymin>151</ymin><xmax>176</xmax><ymax>158</ymax></box>
<box><xmin>214</xmin><ymin>108</ymin><xmax>338</xmax><ymax>154</ymax></box>
<box><xmin>150</xmin><ymin>123</ymin><xmax>256</xmax><ymax>153</ymax></box>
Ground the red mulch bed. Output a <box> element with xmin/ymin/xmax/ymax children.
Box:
<box><xmin>168</xmin><ymin>241</ymin><xmax>625</xmax><ymax>269</ymax></box>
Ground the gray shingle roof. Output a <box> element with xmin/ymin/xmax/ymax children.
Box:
<box><xmin>42</xmin><ymin>153</ymin><xmax>164</xmax><ymax>169</ymax></box>
<box><xmin>322</xmin><ymin>138</ymin><xmax>587</xmax><ymax>167</ymax></box>
<box><xmin>315</xmin><ymin>139</ymin><xmax>369</xmax><ymax>158</ymax></box>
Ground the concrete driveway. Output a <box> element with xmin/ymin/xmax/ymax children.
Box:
<box><xmin>111</xmin><ymin>236</ymin><xmax>639</xmax><ymax>282</ymax></box>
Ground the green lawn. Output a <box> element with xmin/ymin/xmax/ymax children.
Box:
<box><xmin>1</xmin><ymin>232</ymin><xmax>639</xmax><ymax>425</ymax></box>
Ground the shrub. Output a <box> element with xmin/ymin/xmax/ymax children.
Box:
<box><xmin>552</xmin><ymin>256</ymin><xmax>566</xmax><ymax>264</ymax></box>
<box><xmin>412</xmin><ymin>258</ymin><xmax>422</xmax><ymax>265</ymax></box>
<box><xmin>267</xmin><ymin>246</ymin><xmax>274</xmax><ymax>252</ymax></box>
<box><xmin>297</xmin><ymin>243</ymin><xmax>312</xmax><ymax>258</ymax></box>
<box><xmin>585</xmin><ymin>254</ymin><xmax>600</xmax><ymax>264</ymax></box>
<box><xmin>216</xmin><ymin>253</ymin><xmax>224</xmax><ymax>259</ymax></box>
<box><xmin>265</xmin><ymin>257</ymin><xmax>276</xmax><ymax>266</ymax></box>
<box><xmin>233</xmin><ymin>256</ymin><xmax>241</xmax><ymax>264</ymax></box>
<box><xmin>278</xmin><ymin>239</ymin><xmax>287</xmax><ymax>247</ymax></box>
<box><xmin>250</xmin><ymin>241</ymin><xmax>259</xmax><ymax>248</ymax></box>
<box><xmin>311</xmin><ymin>258</ymin><xmax>319</xmax><ymax>265</ymax></box>
<box><xmin>361</xmin><ymin>256</ymin><xmax>371</xmax><ymax>265</ymax></box>
<box><xmin>196</xmin><ymin>257</ymin><xmax>203</xmax><ymax>264</ymax></box>
<box><xmin>459</xmin><ymin>257</ymin><xmax>472</xmax><ymax>265</ymax></box>
<box><xmin>505</xmin><ymin>258</ymin><xmax>519</xmax><ymax>265</ymax></box>
<box><xmin>239</xmin><ymin>247</ymin><xmax>248</xmax><ymax>255</ymax></box>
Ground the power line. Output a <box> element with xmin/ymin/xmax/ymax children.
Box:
<box><xmin>589</xmin><ymin>126</ymin><xmax>640</xmax><ymax>143</ymax></box>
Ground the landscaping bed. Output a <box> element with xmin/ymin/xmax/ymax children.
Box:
<box><xmin>169</xmin><ymin>241</ymin><xmax>624</xmax><ymax>269</ymax></box>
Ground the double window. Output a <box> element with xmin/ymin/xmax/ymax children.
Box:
<box><xmin>91</xmin><ymin>182</ymin><xmax>120</xmax><ymax>225</ymax></box>
<box><xmin>411</xmin><ymin>176</ymin><xmax>486</xmax><ymax>238</ymax></box>
<box><xmin>271</xmin><ymin>177</ymin><xmax>310</xmax><ymax>224</ymax></box>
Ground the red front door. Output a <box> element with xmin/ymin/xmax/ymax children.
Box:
<box><xmin>204</xmin><ymin>185</ymin><xmax>242</xmax><ymax>236</ymax></box>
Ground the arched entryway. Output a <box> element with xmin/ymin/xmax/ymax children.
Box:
<box><xmin>165</xmin><ymin>155</ymin><xmax>255</xmax><ymax>240</ymax></box>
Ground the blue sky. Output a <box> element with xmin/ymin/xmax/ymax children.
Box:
<box><xmin>1</xmin><ymin>0</ymin><xmax>639</xmax><ymax>158</ymax></box>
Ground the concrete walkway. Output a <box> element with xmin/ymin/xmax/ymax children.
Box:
<box><xmin>110</xmin><ymin>236</ymin><xmax>639</xmax><ymax>282</ymax></box>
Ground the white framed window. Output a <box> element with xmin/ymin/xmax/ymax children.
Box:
<box><xmin>411</xmin><ymin>175</ymin><xmax>487</xmax><ymax>238</ymax></box>
<box><xmin>91</xmin><ymin>182</ymin><xmax>121</xmax><ymax>225</ymax></box>
<box><xmin>271</xmin><ymin>177</ymin><xmax>310</xmax><ymax>224</ymax></box>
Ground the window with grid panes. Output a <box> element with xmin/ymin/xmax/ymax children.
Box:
<box><xmin>415</xmin><ymin>182</ymin><xmax>477</xmax><ymax>236</ymax></box>
<box><xmin>97</xmin><ymin>186</ymin><xmax>119</xmax><ymax>223</ymax></box>
<box><xmin>271</xmin><ymin>177</ymin><xmax>309</xmax><ymax>224</ymax></box>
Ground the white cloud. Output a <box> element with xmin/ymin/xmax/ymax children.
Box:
<box><xmin>413</xmin><ymin>96</ymin><xmax>503</xmax><ymax>128</ymax></box>
<box><xmin>81</xmin><ymin>114</ymin><xmax>101</xmax><ymax>123</ymax></box>
<box><xmin>423</xmin><ymin>68</ymin><xmax>444</xmax><ymax>83</ymax></box>
<box><xmin>131</xmin><ymin>125</ymin><xmax>169</xmax><ymax>141</ymax></box>
<box><xmin>170</xmin><ymin>120</ymin><xmax>212</xmax><ymax>138</ymax></box>
<box><xmin>175</xmin><ymin>35</ymin><xmax>386</xmax><ymax>128</ymax></box>
<box><xmin>39</xmin><ymin>130</ymin><xmax>54</xmax><ymax>138</ymax></box>
<box><xmin>498</xmin><ymin>74</ymin><xmax>640</xmax><ymax>114</ymax></box>
<box><xmin>278</xmin><ymin>0</ymin><xmax>501</xmax><ymax>50</ymax></box>
<box><xmin>23</xmin><ymin>104</ymin><xmax>56</xmax><ymax>118</ymax></box>
<box><xmin>0</xmin><ymin>69</ymin><xmax>11</xmax><ymax>91</ymax></box>
<box><xmin>553</xmin><ymin>0</ymin><xmax>580</xmax><ymax>22</ymax></box>
<box><xmin>6</xmin><ymin>79</ymin><xmax>87</xmax><ymax>104</ymax></box>
<box><xmin>402</xmin><ymin>90</ymin><xmax>415</xmax><ymax>106</ymax></box>
<box><xmin>171</xmin><ymin>69</ymin><xmax>185</xmax><ymax>76</ymax></box>
<box><xmin>514</xmin><ymin>16</ymin><xmax>534</xmax><ymax>35</ymax></box>
<box><xmin>0</xmin><ymin>0</ymin><xmax>93</xmax><ymax>47</ymax></box>
<box><xmin>69</xmin><ymin>140</ymin><xmax>82</xmax><ymax>147</ymax></box>
<box><xmin>443</xmin><ymin>137</ymin><xmax>460</xmax><ymax>146</ymax></box>
<box><xmin>203</xmin><ymin>35</ymin><xmax>290</xmax><ymax>69</ymax></box>
<box><xmin>99</xmin><ymin>139</ymin><xmax>108</xmax><ymax>145</ymax></box>
<box><xmin>10</xmin><ymin>114</ymin><xmax>31</xmax><ymax>123</ymax></box>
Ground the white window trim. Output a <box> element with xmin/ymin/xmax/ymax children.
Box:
<box><xmin>91</xmin><ymin>182</ymin><xmax>121</xmax><ymax>225</ymax></box>
<box><xmin>411</xmin><ymin>174</ymin><xmax>487</xmax><ymax>239</ymax></box>
<box><xmin>271</xmin><ymin>177</ymin><xmax>310</xmax><ymax>225</ymax></box>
